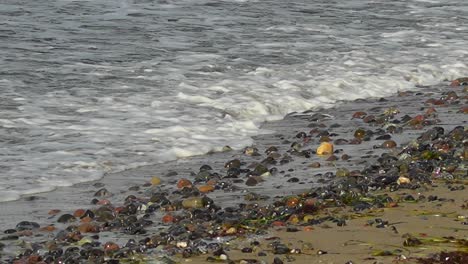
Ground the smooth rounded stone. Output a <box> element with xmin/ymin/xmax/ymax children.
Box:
<box><xmin>273</xmin><ymin>244</ymin><xmax>290</xmax><ymax>254</ymax></box>
<box><xmin>95</xmin><ymin>207</ymin><xmax>116</xmax><ymax>222</ymax></box>
<box><xmin>241</xmin><ymin>247</ymin><xmax>253</xmax><ymax>253</ymax></box>
<box><xmin>316</xmin><ymin>142</ymin><xmax>334</xmax><ymax>155</ymax></box>
<box><xmin>287</xmin><ymin>177</ymin><xmax>300</xmax><ymax>183</ymax></box>
<box><xmin>225</xmin><ymin>159</ymin><xmax>241</xmax><ymax>169</ymax></box>
<box><xmin>94</xmin><ymin>188</ymin><xmax>111</xmax><ymax>197</ymax></box>
<box><xmin>254</xmin><ymin>164</ymin><xmax>269</xmax><ymax>175</ymax></box>
<box><xmin>182</xmin><ymin>197</ymin><xmax>205</xmax><ymax>209</ymax></box>
<box><xmin>245</xmin><ymin>177</ymin><xmax>259</xmax><ymax>186</ymax></box>
<box><xmin>362</xmin><ymin>115</ymin><xmax>375</xmax><ymax>123</ymax></box>
<box><xmin>57</xmin><ymin>214</ymin><xmax>76</xmax><ymax>224</ymax></box>
<box><xmin>382</xmin><ymin>140</ymin><xmax>397</xmax><ymax>148</ymax></box>
<box><xmin>177</xmin><ymin>178</ymin><xmax>193</xmax><ymax>189</ymax></box>
<box><xmin>151</xmin><ymin>176</ymin><xmax>162</xmax><ymax>186</ymax></box>
<box><xmin>326</xmin><ymin>155</ymin><xmax>338</xmax><ymax>161</ymax></box>
<box><xmin>341</xmin><ymin>154</ymin><xmax>350</xmax><ymax>160</ymax></box>
<box><xmin>200</xmin><ymin>164</ymin><xmax>213</xmax><ymax>172</ymax></box>
<box><xmin>309</xmin><ymin>162</ymin><xmax>321</xmax><ymax>168</ymax></box>
<box><xmin>354</xmin><ymin>128</ymin><xmax>366</xmax><ymax>139</ymax></box>
<box><xmin>195</xmin><ymin>170</ymin><xmax>211</xmax><ymax>182</ymax></box>
<box><xmin>336</xmin><ymin>168</ymin><xmax>350</xmax><ymax>177</ymax></box>
<box><xmin>4</xmin><ymin>229</ymin><xmax>17</xmax><ymax>234</ymax></box>
<box><xmin>334</xmin><ymin>138</ymin><xmax>349</xmax><ymax>145</ymax></box>
<box><xmin>375</xmin><ymin>134</ymin><xmax>391</xmax><ymax>140</ymax></box>
<box><xmin>15</xmin><ymin>221</ymin><xmax>40</xmax><ymax>231</ymax></box>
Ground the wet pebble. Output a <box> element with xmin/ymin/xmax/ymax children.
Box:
<box><xmin>57</xmin><ymin>214</ymin><xmax>76</xmax><ymax>224</ymax></box>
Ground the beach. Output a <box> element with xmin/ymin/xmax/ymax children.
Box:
<box><xmin>1</xmin><ymin>81</ymin><xmax>466</xmax><ymax>263</ymax></box>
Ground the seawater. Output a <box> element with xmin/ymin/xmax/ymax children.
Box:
<box><xmin>0</xmin><ymin>0</ymin><xmax>467</xmax><ymax>202</ymax></box>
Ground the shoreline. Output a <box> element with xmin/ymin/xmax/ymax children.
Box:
<box><xmin>1</xmin><ymin>82</ymin><xmax>467</xmax><ymax>263</ymax></box>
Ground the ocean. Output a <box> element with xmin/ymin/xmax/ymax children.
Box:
<box><xmin>0</xmin><ymin>0</ymin><xmax>467</xmax><ymax>202</ymax></box>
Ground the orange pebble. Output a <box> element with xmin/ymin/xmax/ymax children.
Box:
<box><xmin>285</xmin><ymin>196</ymin><xmax>300</xmax><ymax>208</ymax></box>
<box><xmin>40</xmin><ymin>225</ymin><xmax>56</xmax><ymax>232</ymax></box>
<box><xmin>78</xmin><ymin>223</ymin><xmax>98</xmax><ymax>233</ymax></box>
<box><xmin>303</xmin><ymin>226</ymin><xmax>315</xmax><ymax>232</ymax></box>
<box><xmin>177</xmin><ymin>178</ymin><xmax>192</xmax><ymax>189</ymax></box>
<box><xmin>197</xmin><ymin>185</ymin><xmax>215</xmax><ymax>193</ymax></box>
<box><xmin>271</xmin><ymin>221</ymin><xmax>286</xmax><ymax>227</ymax></box>
<box><xmin>73</xmin><ymin>209</ymin><xmax>86</xmax><ymax>218</ymax></box>
<box><xmin>104</xmin><ymin>241</ymin><xmax>120</xmax><ymax>252</ymax></box>
<box><xmin>162</xmin><ymin>214</ymin><xmax>175</xmax><ymax>224</ymax></box>
<box><xmin>80</xmin><ymin>216</ymin><xmax>93</xmax><ymax>223</ymax></box>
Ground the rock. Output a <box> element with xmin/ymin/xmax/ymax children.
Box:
<box><xmin>57</xmin><ymin>214</ymin><xmax>76</xmax><ymax>224</ymax></box>
<box><xmin>450</xmin><ymin>77</ymin><xmax>468</xmax><ymax>86</ymax></box>
<box><xmin>316</xmin><ymin>142</ymin><xmax>334</xmax><ymax>155</ymax></box>
<box><xmin>151</xmin><ymin>176</ymin><xmax>162</xmax><ymax>186</ymax></box>
<box><xmin>382</xmin><ymin>140</ymin><xmax>397</xmax><ymax>148</ymax></box>
<box><xmin>198</xmin><ymin>185</ymin><xmax>215</xmax><ymax>193</ymax></box>
<box><xmin>225</xmin><ymin>159</ymin><xmax>241</xmax><ymax>169</ymax></box>
<box><xmin>15</xmin><ymin>221</ymin><xmax>40</xmax><ymax>231</ymax></box>
<box><xmin>245</xmin><ymin>177</ymin><xmax>259</xmax><ymax>186</ymax></box>
<box><xmin>177</xmin><ymin>178</ymin><xmax>193</xmax><ymax>189</ymax></box>
<box><xmin>182</xmin><ymin>197</ymin><xmax>205</xmax><ymax>209</ymax></box>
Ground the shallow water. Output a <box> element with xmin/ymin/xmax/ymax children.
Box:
<box><xmin>1</xmin><ymin>0</ymin><xmax>467</xmax><ymax>201</ymax></box>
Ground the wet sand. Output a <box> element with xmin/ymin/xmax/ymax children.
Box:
<box><xmin>1</xmin><ymin>82</ymin><xmax>467</xmax><ymax>263</ymax></box>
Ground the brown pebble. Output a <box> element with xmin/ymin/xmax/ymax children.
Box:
<box><xmin>150</xmin><ymin>176</ymin><xmax>162</xmax><ymax>185</ymax></box>
<box><xmin>245</xmin><ymin>177</ymin><xmax>259</xmax><ymax>186</ymax></box>
<box><xmin>104</xmin><ymin>241</ymin><xmax>120</xmax><ymax>252</ymax></box>
<box><xmin>285</xmin><ymin>196</ymin><xmax>300</xmax><ymax>208</ymax></box>
<box><xmin>309</xmin><ymin>162</ymin><xmax>321</xmax><ymax>168</ymax></box>
<box><xmin>197</xmin><ymin>185</ymin><xmax>215</xmax><ymax>193</ymax></box>
<box><xmin>73</xmin><ymin>209</ymin><xmax>86</xmax><ymax>218</ymax></box>
<box><xmin>354</xmin><ymin>128</ymin><xmax>366</xmax><ymax>139</ymax></box>
<box><xmin>352</xmin><ymin>111</ymin><xmax>367</xmax><ymax>119</ymax></box>
<box><xmin>326</xmin><ymin>155</ymin><xmax>338</xmax><ymax>161</ymax></box>
<box><xmin>177</xmin><ymin>178</ymin><xmax>192</xmax><ymax>189</ymax></box>
<box><xmin>78</xmin><ymin>223</ymin><xmax>98</xmax><ymax>233</ymax></box>
<box><xmin>363</xmin><ymin>115</ymin><xmax>375</xmax><ymax>123</ymax></box>
<box><xmin>382</xmin><ymin>140</ymin><xmax>397</xmax><ymax>148</ymax></box>
<box><xmin>162</xmin><ymin>214</ymin><xmax>175</xmax><ymax>224</ymax></box>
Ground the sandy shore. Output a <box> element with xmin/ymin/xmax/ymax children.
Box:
<box><xmin>1</xmin><ymin>82</ymin><xmax>466</xmax><ymax>263</ymax></box>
